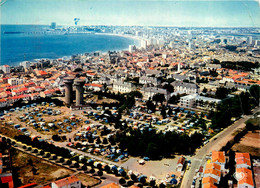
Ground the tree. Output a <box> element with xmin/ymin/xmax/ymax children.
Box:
<box><xmin>168</xmin><ymin>108</ymin><xmax>173</xmax><ymax>117</ymax></box>
<box><xmin>249</xmin><ymin>85</ymin><xmax>260</xmax><ymax>106</ymax></box>
<box><xmin>215</xmin><ymin>87</ymin><xmax>229</xmax><ymax>99</ymax></box>
<box><xmin>39</xmin><ymin>150</ymin><xmax>44</xmax><ymax>155</ymax></box>
<box><xmin>119</xmin><ymin>178</ymin><xmax>126</xmax><ymax>185</ymax></box>
<box><xmin>153</xmin><ymin>93</ymin><xmax>165</xmax><ymax>104</ymax></box>
<box><xmin>131</xmin><ymin>174</ymin><xmax>137</xmax><ymax>181</ymax></box>
<box><xmin>74</xmin><ymin>163</ymin><xmax>79</xmax><ymax>168</ymax></box>
<box><xmin>168</xmin><ymin>94</ymin><xmax>180</xmax><ymax>104</ymax></box>
<box><xmin>129</xmin><ymin>91</ymin><xmax>143</xmax><ymax>99</ymax></box>
<box><xmin>146</xmin><ymin>99</ymin><xmax>156</xmax><ymax>112</ymax></box>
<box><xmin>139</xmin><ymin>177</ymin><xmax>146</xmax><ymax>184</ymax></box>
<box><xmin>127</xmin><ymin>180</ymin><xmax>134</xmax><ymax>186</ymax></box>
<box><xmin>150</xmin><ymin>180</ymin><xmax>156</xmax><ymax>187</ymax></box>
<box><xmin>202</xmin><ymin>87</ymin><xmax>208</xmax><ymax>93</ymax></box>
<box><xmin>163</xmin><ymin>83</ymin><xmax>174</xmax><ymax>103</ymax></box>
<box><xmin>97</xmin><ymin>170</ymin><xmax>103</xmax><ymax>176</ymax></box>
<box><xmin>159</xmin><ymin>183</ymin><xmax>166</xmax><ymax>188</ymax></box>
<box><xmin>102</xmin><ymin>138</ymin><xmax>108</xmax><ymax>145</ymax></box>
<box><xmin>89</xmin><ymin>168</ymin><xmax>95</xmax><ymax>173</ymax></box>
<box><xmin>104</xmin><ymin>165</ymin><xmax>110</xmax><ymax>173</ymax></box>
<box><xmin>81</xmin><ymin>165</ymin><xmax>87</xmax><ymax>171</ymax></box>
<box><xmin>160</xmin><ymin>105</ymin><xmax>167</xmax><ymax>119</ymax></box>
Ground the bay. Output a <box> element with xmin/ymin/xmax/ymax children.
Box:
<box><xmin>0</xmin><ymin>25</ymin><xmax>138</xmax><ymax>66</ymax></box>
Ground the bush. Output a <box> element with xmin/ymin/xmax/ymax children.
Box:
<box><xmin>23</xmin><ymin>145</ymin><xmax>27</xmax><ymax>150</ymax></box>
<box><xmin>39</xmin><ymin>150</ymin><xmax>44</xmax><ymax>155</ymax></box>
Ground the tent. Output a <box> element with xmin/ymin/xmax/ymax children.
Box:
<box><xmin>169</xmin><ymin>178</ymin><xmax>177</xmax><ymax>185</ymax></box>
<box><xmin>138</xmin><ymin>159</ymin><xmax>145</xmax><ymax>164</ymax></box>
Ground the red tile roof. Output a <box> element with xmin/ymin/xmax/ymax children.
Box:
<box><xmin>53</xmin><ymin>176</ymin><xmax>80</xmax><ymax>187</ymax></box>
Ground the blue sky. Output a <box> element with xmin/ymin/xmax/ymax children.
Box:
<box><xmin>1</xmin><ymin>0</ymin><xmax>260</xmax><ymax>27</ymax></box>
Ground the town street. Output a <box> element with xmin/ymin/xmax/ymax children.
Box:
<box><xmin>181</xmin><ymin>107</ymin><xmax>259</xmax><ymax>188</ymax></box>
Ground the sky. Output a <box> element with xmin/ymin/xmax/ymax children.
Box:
<box><xmin>1</xmin><ymin>0</ymin><xmax>260</xmax><ymax>27</ymax></box>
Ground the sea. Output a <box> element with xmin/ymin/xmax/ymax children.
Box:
<box><xmin>0</xmin><ymin>25</ymin><xmax>139</xmax><ymax>66</ymax></box>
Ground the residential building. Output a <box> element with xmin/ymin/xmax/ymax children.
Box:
<box><xmin>99</xmin><ymin>182</ymin><xmax>120</xmax><ymax>188</ymax></box>
<box><xmin>179</xmin><ymin>94</ymin><xmax>221</xmax><ymax>109</ymax></box>
<box><xmin>1</xmin><ymin>65</ymin><xmax>10</xmax><ymax>74</ymax></box>
<box><xmin>112</xmin><ymin>81</ymin><xmax>135</xmax><ymax>93</ymax></box>
<box><xmin>139</xmin><ymin>76</ymin><xmax>158</xmax><ymax>86</ymax></box>
<box><xmin>211</xmin><ymin>151</ymin><xmax>226</xmax><ymax>170</ymax></box>
<box><xmin>7</xmin><ymin>78</ymin><xmax>23</xmax><ymax>86</ymax></box>
<box><xmin>235</xmin><ymin>153</ymin><xmax>251</xmax><ymax>169</ymax></box>
<box><xmin>171</xmin><ymin>81</ymin><xmax>199</xmax><ymax>94</ymax></box>
<box><xmin>140</xmin><ymin>87</ymin><xmax>167</xmax><ymax>99</ymax></box>
<box><xmin>236</xmin><ymin>168</ymin><xmax>254</xmax><ymax>188</ymax></box>
<box><xmin>0</xmin><ymin>138</ymin><xmax>14</xmax><ymax>188</ymax></box>
<box><xmin>176</xmin><ymin>156</ymin><xmax>185</xmax><ymax>171</ymax></box>
<box><xmin>51</xmin><ymin>175</ymin><xmax>81</xmax><ymax>188</ymax></box>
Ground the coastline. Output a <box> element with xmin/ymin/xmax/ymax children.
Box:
<box><xmin>95</xmin><ymin>32</ymin><xmax>142</xmax><ymax>47</ymax></box>
<box><xmin>2</xmin><ymin>32</ymin><xmax>140</xmax><ymax>67</ymax></box>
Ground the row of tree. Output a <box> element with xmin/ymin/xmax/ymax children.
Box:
<box><xmin>211</xmin><ymin>85</ymin><xmax>259</xmax><ymax>129</ymax></box>
<box><xmin>112</xmin><ymin>128</ymin><xmax>204</xmax><ymax>159</ymax></box>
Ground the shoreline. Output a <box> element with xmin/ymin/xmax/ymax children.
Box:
<box><xmin>2</xmin><ymin>32</ymin><xmax>140</xmax><ymax>67</ymax></box>
<box><xmin>95</xmin><ymin>32</ymin><xmax>142</xmax><ymax>44</ymax></box>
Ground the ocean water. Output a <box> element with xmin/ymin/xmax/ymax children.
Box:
<box><xmin>0</xmin><ymin>25</ymin><xmax>138</xmax><ymax>66</ymax></box>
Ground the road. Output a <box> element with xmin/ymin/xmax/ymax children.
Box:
<box><xmin>181</xmin><ymin>107</ymin><xmax>259</xmax><ymax>188</ymax></box>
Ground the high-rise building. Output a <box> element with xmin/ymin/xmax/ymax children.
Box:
<box><xmin>141</xmin><ymin>39</ymin><xmax>147</xmax><ymax>49</ymax></box>
<box><xmin>1</xmin><ymin>65</ymin><xmax>10</xmax><ymax>74</ymax></box>
<box><xmin>247</xmin><ymin>36</ymin><xmax>253</xmax><ymax>45</ymax></box>
<box><xmin>50</xmin><ymin>22</ymin><xmax>56</xmax><ymax>29</ymax></box>
<box><xmin>129</xmin><ymin>45</ymin><xmax>136</xmax><ymax>53</ymax></box>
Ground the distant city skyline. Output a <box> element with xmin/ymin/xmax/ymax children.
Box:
<box><xmin>1</xmin><ymin>0</ymin><xmax>260</xmax><ymax>27</ymax></box>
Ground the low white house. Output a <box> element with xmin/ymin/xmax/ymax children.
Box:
<box><xmin>51</xmin><ymin>175</ymin><xmax>81</xmax><ymax>188</ymax></box>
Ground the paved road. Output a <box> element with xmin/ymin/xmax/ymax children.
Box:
<box><xmin>181</xmin><ymin>107</ymin><xmax>259</xmax><ymax>188</ymax></box>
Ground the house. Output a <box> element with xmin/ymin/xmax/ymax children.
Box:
<box><xmin>211</xmin><ymin>151</ymin><xmax>226</xmax><ymax>170</ymax></box>
<box><xmin>235</xmin><ymin>153</ymin><xmax>251</xmax><ymax>169</ymax></box>
<box><xmin>140</xmin><ymin>87</ymin><xmax>167</xmax><ymax>99</ymax></box>
<box><xmin>30</xmin><ymin>93</ymin><xmax>41</xmax><ymax>101</ymax></box>
<box><xmin>176</xmin><ymin>156</ymin><xmax>185</xmax><ymax>171</ymax></box>
<box><xmin>99</xmin><ymin>182</ymin><xmax>120</xmax><ymax>188</ymax></box>
<box><xmin>202</xmin><ymin>176</ymin><xmax>218</xmax><ymax>186</ymax></box>
<box><xmin>203</xmin><ymin>166</ymin><xmax>221</xmax><ymax>182</ymax></box>
<box><xmin>0</xmin><ymin>99</ymin><xmax>7</xmax><ymax>108</ymax></box>
<box><xmin>112</xmin><ymin>81</ymin><xmax>135</xmax><ymax>93</ymax></box>
<box><xmin>85</xmin><ymin>83</ymin><xmax>103</xmax><ymax>92</ymax></box>
<box><xmin>202</xmin><ymin>183</ymin><xmax>217</xmax><ymax>188</ymax></box>
<box><xmin>179</xmin><ymin>94</ymin><xmax>221</xmax><ymax>109</ymax></box>
<box><xmin>236</xmin><ymin>168</ymin><xmax>254</xmax><ymax>188</ymax></box>
<box><xmin>145</xmin><ymin>69</ymin><xmax>162</xmax><ymax>77</ymax></box>
<box><xmin>171</xmin><ymin>81</ymin><xmax>199</xmax><ymax>94</ymax></box>
<box><xmin>0</xmin><ymin>138</ymin><xmax>14</xmax><ymax>188</ymax></box>
<box><xmin>139</xmin><ymin>76</ymin><xmax>158</xmax><ymax>86</ymax></box>
<box><xmin>51</xmin><ymin>175</ymin><xmax>81</xmax><ymax>188</ymax></box>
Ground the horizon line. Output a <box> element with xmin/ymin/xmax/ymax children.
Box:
<box><xmin>1</xmin><ymin>24</ymin><xmax>260</xmax><ymax>29</ymax></box>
